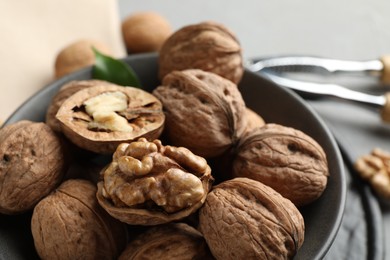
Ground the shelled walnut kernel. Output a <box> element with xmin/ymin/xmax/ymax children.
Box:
<box><xmin>355</xmin><ymin>148</ymin><xmax>390</xmax><ymax>199</ymax></box>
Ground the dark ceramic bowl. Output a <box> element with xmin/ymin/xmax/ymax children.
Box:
<box><xmin>2</xmin><ymin>53</ymin><xmax>346</xmax><ymax>260</ymax></box>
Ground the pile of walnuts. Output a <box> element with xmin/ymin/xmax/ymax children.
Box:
<box><xmin>0</xmin><ymin>21</ymin><xmax>329</xmax><ymax>259</ymax></box>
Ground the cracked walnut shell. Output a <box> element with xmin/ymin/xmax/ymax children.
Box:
<box><xmin>46</xmin><ymin>80</ymin><xmax>113</xmax><ymax>132</ymax></box>
<box><xmin>96</xmin><ymin>138</ymin><xmax>213</xmax><ymax>225</ymax></box>
<box><xmin>0</xmin><ymin>120</ymin><xmax>69</xmax><ymax>214</ymax></box>
<box><xmin>56</xmin><ymin>82</ymin><xmax>165</xmax><ymax>154</ymax></box>
<box><xmin>199</xmin><ymin>178</ymin><xmax>305</xmax><ymax>260</ymax></box>
<box><xmin>153</xmin><ymin>69</ymin><xmax>247</xmax><ymax>158</ymax></box>
<box><xmin>159</xmin><ymin>21</ymin><xmax>243</xmax><ymax>84</ymax></box>
<box><xmin>118</xmin><ymin>223</ymin><xmax>213</xmax><ymax>259</ymax></box>
<box><xmin>31</xmin><ymin>179</ymin><xmax>128</xmax><ymax>260</ymax></box>
<box><xmin>232</xmin><ymin>124</ymin><xmax>329</xmax><ymax>206</ymax></box>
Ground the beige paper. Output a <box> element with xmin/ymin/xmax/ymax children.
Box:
<box><xmin>0</xmin><ymin>0</ymin><xmax>126</xmax><ymax>121</ymax></box>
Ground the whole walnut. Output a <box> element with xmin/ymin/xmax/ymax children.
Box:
<box><xmin>54</xmin><ymin>39</ymin><xmax>112</xmax><ymax>79</ymax></box>
<box><xmin>56</xmin><ymin>82</ymin><xmax>165</xmax><ymax>154</ymax></box>
<box><xmin>232</xmin><ymin>124</ymin><xmax>329</xmax><ymax>206</ymax></box>
<box><xmin>122</xmin><ymin>11</ymin><xmax>172</xmax><ymax>53</ymax></box>
<box><xmin>153</xmin><ymin>69</ymin><xmax>247</xmax><ymax>158</ymax></box>
<box><xmin>31</xmin><ymin>179</ymin><xmax>128</xmax><ymax>260</ymax></box>
<box><xmin>96</xmin><ymin>138</ymin><xmax>213</xmax><ymax>225</ymax></box>
<box><xmin>0</xmin><ymin>120</ymin><xmax>69</xmax><ymax>214</ymax></box>
<box><xmin>159</xmin><ymin>21</ymin><xmax>243</xmax><ymax>84</ymax></box>
<box><xmin>199</xmin><ymin>178</ymin><xmax>305</xmax><ymax>260</ymax></box>
<box><xmin>244</xmin><ymin>107</ymin><xmax>265</xmax><ymax>133</ymax></box>
<box><xmin>118</xmin><ymin>223</ymin><xmax>214</xmax><ymax>260</ymax></box>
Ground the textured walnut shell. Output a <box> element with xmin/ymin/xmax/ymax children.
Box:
<box><xmin>153</xmin><ymin>69</ymin><xmax>247</xmax><ymax>158</ymax></box>
<box><xmin>244</xmin><ymin>107</ymin><xmax>265</xmax><ymax>133</ymax></box>
<box><xmin>31</xmin><ymin>179</ymin><xmax>127</xmax><ymax>260</ymax></box>
<box><xmin>56</xmin><ymin>82</ymin><xmax>165</xmax><ymax>154</ymax></box>
<box><xmin>46</xmin><ymin>80</ymin><xmax>114</xmax><ymax>132</ymax></box>
<box><xmin>118</xmin><ymin>223</ymin><xmax>213</xmax><ymax>260</ymax></box>
<box><xmin>0</xmin><ymin>120</ymin><xmax>68</xmax><ymax>214</ymax></box>
<box><xmin>54</xmin><ymin>39</ymin><xmax>112</xmax><ymax>79</ymax></box>
<box><xmin>97</xmin><ymin>138</ymin><xmax>214</xmax><ymax>225</ymax></box>
<box><xmin>199</xmin><ymin>178</ymin><xmax>305</xmax><ymax>259</ymax></box>
<box><xmin>232</xmin><ymin>123</ymin><xmax>329</xmax><ymax>206</ymax></box>
<box><xmin>159</xmin><ymin>21</ymin><xmax>243</xmax><ymax>84</ymax></box>
<box><xmin>122</xmin><ymin>11</ymin><xmax>172</xmax><ymax>53</ymax></box>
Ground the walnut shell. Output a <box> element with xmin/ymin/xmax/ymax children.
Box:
<box><xmin>153</xmin><ymin>69</ymin><xmax>247</xmax><ymax>158</ymax></box>
<box><xmin>54</xmin><ymin>39</ymin><xmax>112</xmax><ymax>79</ymax></box>
<box><xmin>159</xmin><ymin>21</ymin><xmax>243</xmax><ymax>84</ymax></box>
<box><xmin>244</xmin><ymin>107</ymin><xmax>265</xmax><ymax>133</ymax></box>
<box><xmin>118</xmin><ymin>223</ymin><xmax>214</xmax><ymax>260</ymax></box>
<box><xmin>97</xmin><ymin>138</ymin><xmax>213</xmax><ymax>225</ymax></box>
<box><xmin>31</xmin><ymin>179</ymin><xmax>128</xmax><ymax>260</ymax></box>
<box><xmin>199</xmin><ymin>178</ymin><xmax>305</xmax><ymax>259</ymax></box>
<box><xmin>232</xmin><ymin>124</ymin><xmax>329</xmax><ymax>206</ymax></box>
<box><xmin>122</xmin><ymin>11</ymin><xmax>172</xmax><ymax>53</ymax></box>
<box><xmin>46</xmin><ymin>80</ymin><xmax>113</xmax><ymax>132</ymax></box>
<box><xmin>0</xmin><ymin>120</ymin><xmax>69</xmax><ymax>214</ymax></box>
<box><xmin>56</xmin><ymin>82</ymin><xmax>165</xmax><ymax>154</ymax></box>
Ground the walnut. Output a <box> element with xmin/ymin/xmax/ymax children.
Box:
<box><xmin>232</xmin><ymin>124</ymin><xmax>329</xmax><ymax>206</ymax></box>
<box><xmin>31</xmin><ymin>179</ymin><xmax>128</xmax><ymax>260</ymax></box>
<box><xmin>354</xmin><ymin>148</ymin><xmax>390</xmax><ymax>199</ymax></box>
<box><xmin>118</xmin><ymin>223</ymin><xmax>214</xmax><ymax>259</ymax></box>
<box><xmin>199</xmin><ymin>178</ymin><xmax>305</xmax><ymax>260</ymax></box>
<box><xmin>55</xmin><ymin>81</ymin><xmax>165</xmax><ymax>154</ymax></box>
<box><xmin>54</xmin><ymin>39</ymin><xmax>112</xmax><ymax>79</ymax></box>
<box><xmin>158</xmin><ymin>21</ymin><xmax>243</xmax><ymax>84</ymax></box>
<box><xmin>122</xmin><ymin>12</ymin><xmax>172</xmax><ymax>53</ymax></box>
<box><xmin>46</xmin><ymin>80</ymin><xmax>114</xmax><ymax>132</ymax></box>
<box><xmin>0</xmin><ymin>120</ymin><xmax>69</xmax><ymax>214</ymax></box>
<box><xmin>96</xmin><ymin>138</ymin><xmax>213</xmax><ymax>225</ymax></box>
<box><xmin>153</xmin><ymin>69</ymin><xmax>247</xmax><ymax>158</ymax></box>
<box><xmin>244</xmin><ymin>107</ymin><xmax>265</xmax><ymax>133</ymax></box>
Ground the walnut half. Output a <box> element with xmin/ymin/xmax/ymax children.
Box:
<box><xmin>56</xmin><ymin>81</ymin><xmax>165</xmax><ymax>154</ymax></box>
<box><xmin>96</xmin><ymin>138</ymin><xmax>213</xmax><ymax>225</ymax></box>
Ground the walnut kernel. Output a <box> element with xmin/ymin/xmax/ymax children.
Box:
<box><xmin>97</xmin><ymin>138</ymin><xmax>213</xmax><ymax>225</ymax></box>
<box><xmin>355</xmin><ymin>148</ymin><xmax>390</xmax><ymax>199</ymax></box>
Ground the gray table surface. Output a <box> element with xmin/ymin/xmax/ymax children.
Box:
<box><xmin>118</xmin><ymin>1</ymin><xmax>390</xmax><ymax>259</ymax></box>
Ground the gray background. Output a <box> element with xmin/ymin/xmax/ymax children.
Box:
<box><xmin>118</xmin><ymin>0</ymin><xmax>390</xmax><ymax>60</ymax></box>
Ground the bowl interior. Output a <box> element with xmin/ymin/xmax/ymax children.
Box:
<box><xmin>3</xmin><ymin>53</ymin><xmax>346</xmax><ymax>260</ymax></box>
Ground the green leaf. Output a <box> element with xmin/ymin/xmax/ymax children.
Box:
<box><xmin>92</xmin><ymin>48</ymin><xmax>142</xmax><ymax>88</ymax></box>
